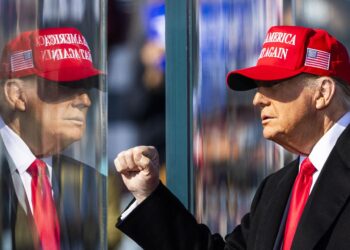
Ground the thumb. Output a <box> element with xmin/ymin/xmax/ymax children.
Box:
<box><xmin>138</xmin><ymin>154</ymin><xmax>152</xmax><ymax>168</ymax></box>
<box><xmin>142</xmin><ymin>146</ymin><xmax>158</xmax><ymax>162</ymax></box>
<box><xmin>133</xmin><ymin>146</ymin><xmax>159</xmax><ymax>169</ymax></box>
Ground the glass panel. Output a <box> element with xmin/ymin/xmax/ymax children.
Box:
<box><xmin>194</xmin><ymin>0</ymin><xmax>294</xmax><ymax>235</ymax></box>
<box><xmin>0</xmin><ymin>0</ymin><xmax>107</xmax><ymax>249</ymax></box>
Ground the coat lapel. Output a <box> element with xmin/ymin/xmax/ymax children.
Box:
<box><xmin>52</xmin><ymin>154</ymin><xmax>105</xmax><ymax>250</ymax></box>
<box><xmin>292</xmin><ymin>125</ymin><xmax>350</xmax><ymax>249</ymax></box>
<box><xmin>52</xmin><ymin>154</ymin><xmax>72</xmax><ymax>250</ymax></box>
<box><xmin>257</xmin><ymin>159</ymin><xmax>298</xmax><ymax>250</ymax></box>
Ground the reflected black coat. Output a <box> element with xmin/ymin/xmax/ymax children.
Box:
<box><xmin>0</xmin><ymin>149</ymin><xmax>106</xmax><ymax>250</ymax></box>
<box><xmin>117</xmin><ymin>125</ymin><xmax>350</xmax><ymax>250</ymax></box>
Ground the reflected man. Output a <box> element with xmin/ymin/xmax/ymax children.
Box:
<box><xmin>0</xmin><ymin>27</ymin><xmax>104</xmax><ymax>250</ymax></box>
<box><xmin>115</xmin><ymin>26</ymin><xmax>350</xmax><ymax>249</ymax></box>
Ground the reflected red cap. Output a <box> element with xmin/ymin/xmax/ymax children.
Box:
<box><xmin>227</xmin><ymin>25</ymin><xmax>350</xmax><ymax>91</ymax></box>
<box><xmin>0</xmin><ymin>27</ymin><xmax>102</xmax><ymax>82</ymax></box>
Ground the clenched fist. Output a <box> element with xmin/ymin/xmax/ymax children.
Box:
<box><xmin>115</xmin><ymin>146</ymin><xmax>160</xmax><ymax>203</ymax></box>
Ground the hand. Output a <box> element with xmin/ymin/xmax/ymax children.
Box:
<box><xmin>115</xmin><ymin>146</ymin><xmax>160</xmax><ymax>203</ymax></box>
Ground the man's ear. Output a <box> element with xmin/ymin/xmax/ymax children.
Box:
<box><xmin>314</xmin><ymin>77</ymin><xmax>336</xmax><ymax>110</ymax></box>
<box><xmin>3</xmin><ymin>79</ymin><xmax>27</xmax><ymax>111</ymax></box>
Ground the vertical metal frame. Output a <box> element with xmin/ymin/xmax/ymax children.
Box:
<box><xmin>165</xmin><ymin>0</ymin><xmax>198</xmax><ymax>212</ymax></box>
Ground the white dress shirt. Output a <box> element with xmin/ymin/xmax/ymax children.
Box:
<box><xmin>0</xmin><ymin>117</ymin><xmax>53</xmax><ymax>214</ymax></box>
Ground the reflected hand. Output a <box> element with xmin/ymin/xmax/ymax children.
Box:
<box><xmin>115</xmin><ymin>146</ymin><xmax>160</xmax><ymax>203</ymax></box>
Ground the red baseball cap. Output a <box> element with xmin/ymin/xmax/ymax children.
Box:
<box><xmin>227</xmin><ymin>25</ymin><xmax>350</xmax><ymax>91</ymax></box>
<box><xmin>0</xmin><ymin>27</ymin><xmax>102</xmax><ymax>82</ymax></box>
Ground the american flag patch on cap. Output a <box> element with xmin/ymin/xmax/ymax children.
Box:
<box><xmin>10</xmin><ymin>50</ymin><xmax>34</xmax><ymax>72</ymax></box>
<box><xmin>304</xmin><ymin>48</ymin><xmax>330</xmax><ymax>70</ymax></box>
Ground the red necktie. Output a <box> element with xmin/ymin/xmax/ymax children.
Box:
<box><xmin>28</xmin><ymin>159</ymin><xmax>60</xmax><ymax>250</ymax></box>
<box><xmin>283</xmin><ymin>157</ymin><xmax>316</xmax><ymax>250</ymax></box>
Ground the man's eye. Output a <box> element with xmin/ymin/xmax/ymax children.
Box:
<box><xmin>268</xmin><ymin>81</ymin><xmax>281</xmax><ymax>88</ymax></box>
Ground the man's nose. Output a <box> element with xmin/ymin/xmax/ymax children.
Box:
<box><xmin>73</xmin><ymin>91</ymin><xmax>92</xmax><ymax>109</ymax></box>
<box><xmin>252</xmin><ymin>90</ymin><xmax>269</xmax><ymax>107</ymax></box>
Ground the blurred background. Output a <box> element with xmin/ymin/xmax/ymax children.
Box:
<box><xmin>107</xmin><ymin>0</ymin><xmax>165</xmax><ymax>249</ymax></box>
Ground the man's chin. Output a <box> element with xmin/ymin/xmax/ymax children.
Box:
<box><xmin>262</xmin><ymin>130</ymin><xmax>284</xmax><ymax>144</ymax></box>
<box><xmin>262</xmin><ymin>129</ymin><xmax>276</xmax><ymax>140</ymax></box>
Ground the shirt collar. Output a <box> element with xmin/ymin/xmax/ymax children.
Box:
<box><xmin>0</xmin><ymin>117</ymin><xmax>52</xmax><ymax>174</ymax></box>
<box><xmin>301</xmin><ymin>111</ymin><xmax>350</xmax><ymax>171</ymax></box>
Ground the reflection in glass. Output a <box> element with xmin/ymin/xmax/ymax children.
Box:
<box><xmin>0</xmin><ymin>1</ymin><xmax>107</xmax><ymax>249</ymax></box>
<box><xmin>194</xmin><ymin>0</ymin><xmax>294</xmax><ymax>235</ymax></box>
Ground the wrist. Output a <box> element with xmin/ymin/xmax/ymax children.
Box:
<box><xmin>134</xmin><ymin>179</ymin><xmax>160</xmax><ymax>203</ymax></box>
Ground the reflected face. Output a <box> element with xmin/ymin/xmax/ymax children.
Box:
<box><xmin>252</xmin><ymin>75</ymin><xmax>317</xmax><ymax>150</ymax></box>
<box><xmin>22</xmin><ymin>78</ymin><xmax>92</xmax><ymax>156</ymax></box>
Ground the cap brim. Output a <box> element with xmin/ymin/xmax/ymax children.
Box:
<box><xmin>36</xmin><ymin>66</ymin><xmax>103</xmax><ymax>83</ymax></box>
<box><xmin>227</xmin><ymin>65</ymin><xmax>304</xmax><ymax>91</ymax></box>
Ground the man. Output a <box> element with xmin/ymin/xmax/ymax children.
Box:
<box><xmin>0</xmin><ymin>27</ymin><xmax>105</xmax><ymax>250</ymax></box>
<box><xmin>115</xmin><ymin>25</ymin><xmax>350</xmax><ymax>249</ymax></box>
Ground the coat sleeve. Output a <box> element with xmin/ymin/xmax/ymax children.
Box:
<box><xmin>116</xmin><ymin>178</ymin><xmax>268</xmax><ymax>250</ymax></box>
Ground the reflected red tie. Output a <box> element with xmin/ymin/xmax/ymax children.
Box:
<box><xmin>283</xmin><ymin>157</ymin><xmax>316</xmax><ymax>250</ymax></box>
<box><xmin>28</xmin><ymin>159</ymin><xmax>60</xmax><ymax>250</ymax></box>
